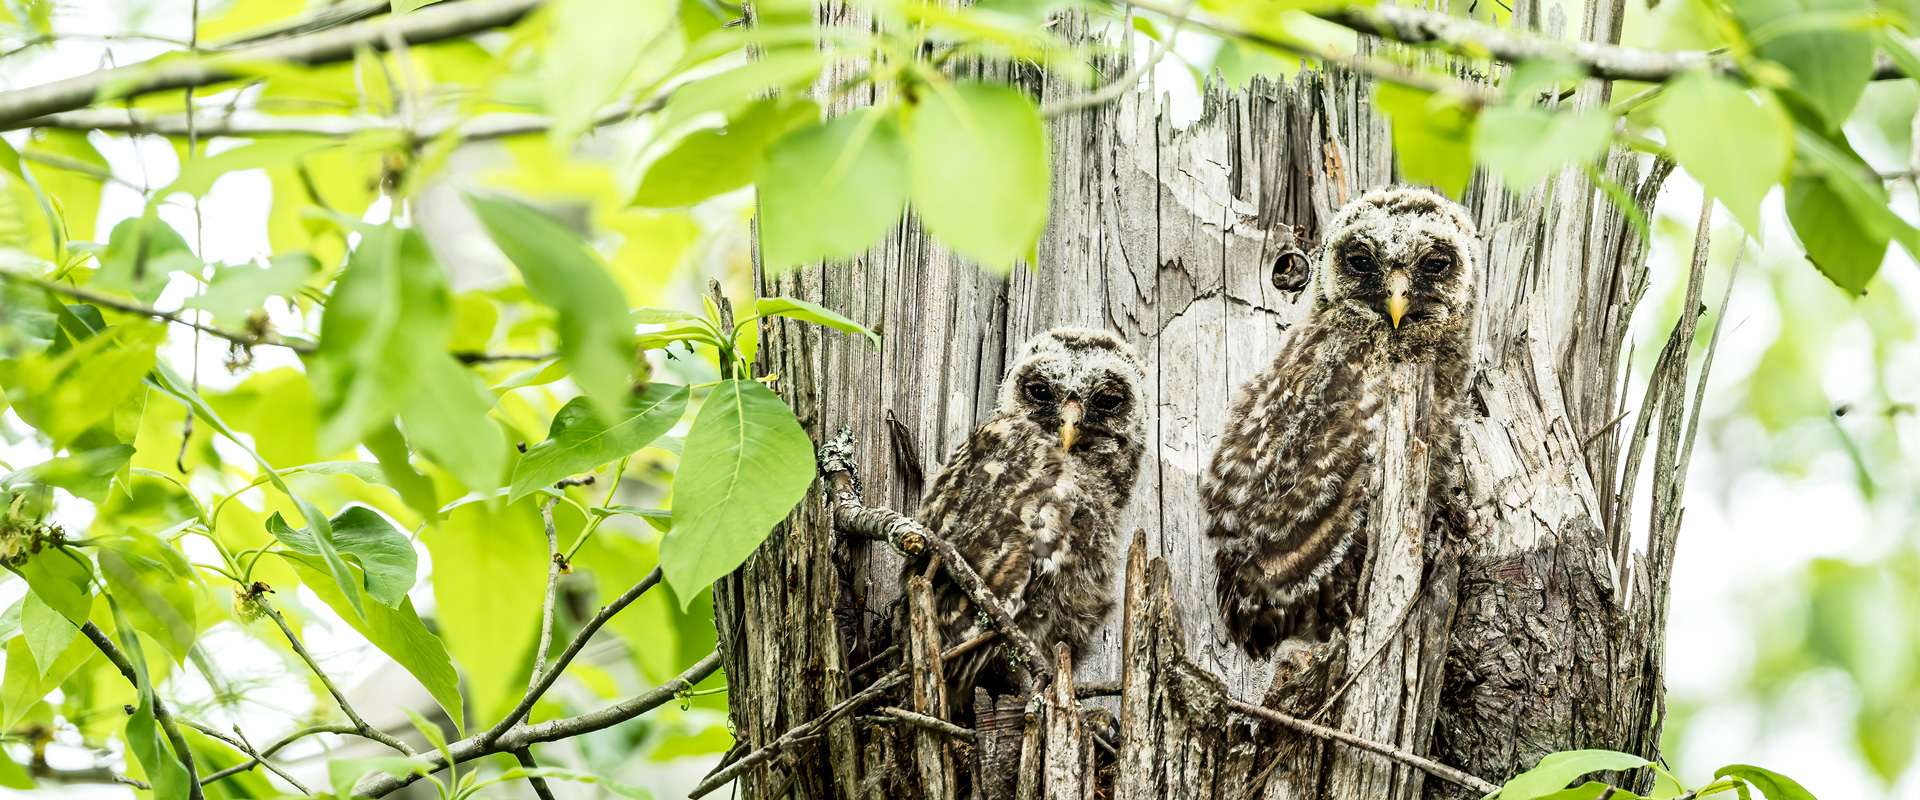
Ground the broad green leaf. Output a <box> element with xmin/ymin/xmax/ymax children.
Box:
<box><xmin>1472</xmin><ymin>106</ymin><xmax>1613</xmax><ymax>190</ymax></box>
<box><xmin>1791</xmin><ymin>129</ymin><xmax>1920</xmax><ymax>294</ymax></box>
<box><xmin>1533</xmin><ymin>782</ymin><xmax>1642</xmax><ymax>800</ymax></box>
<box><xmin>753</xmin><ymin>296</ymin><xmax>879</xmax><ymax>347</ymax></box>
<box><xmin>1501</xmin><ymin>750</ymin><xmax>1650</xmax><ymax>800</ymax></box>
<box><xmin>1785</xmin><ymin>171</ymin><xmax>1886</xmax><ymax>294</ymax></box>
<box><xmin>204</xmin><ymin>367</ymin><xmax>321</xmax><ymax>467</ymax></box>
<box><xmin>109</xmin><ymin>606</ymin><xmax>191</xmax><ymax>800</ymax></box>
<box><xmin>1</xmin><ymin>445</ymin><xmax>136</xmax><ymax>503</ymax></box>
<box><xmin>393</xmin><ymin>0</ymin><xmax>447</xmax><ymax>11</ymax></box>
<box><xmin>158</xmin><ymin>137</ymin><xmax>338</xmax><ymax>198</ymax></box>
<box><xmin>1376</xmin><ymin>83</ymin><xmax>1476</xmax><ymax>199</ymax></box>
<box><xmin>184</xmin><ymin>252</ymin><xmax>318</xmax><ymax>326</ymax></box>
<box><xmin>19</xmin><ymin>590</ymin><xmax>76</xmax><ymax>676</ymax></box>
<box><xmin>92</xmin><ymin>213</ymin><xmax>201</xmax><ymax>305</ymax></box>
<box><xmin>661</xmin><ymin>48</ymin><xmax>825</xmax><ymax>129</ymax></box>
<box><xmin>146</xmin><ymin>360</ymin><xmax>360</xmax><ymax>622</ymax></box>
<box><xmin>488</xmin><ymin>766</ymin><xmax>654</xmax><ymax>798</ymax></box>
<box><xmin>907</xmin><ymin>82</ymin><xmax>1051</xmax><ymax>271</ymax></box>
<box><xmin>662</xmin><ymin>379</ymin><xmax>814</xmax><ymax>606</ymax></box>
<box><xmin>267</xmin><ymin>506</ymin><xmax>417</xmax><ymax>608</ymax></box>
<box><xmin>1656</xmin><ymin>71</ymin><xmax>1791</xmax><ymax>233</ymax></box>
<box><xmin>1</xmin><ymin>320</ymin><xmax>163</xmax><ymax>450</ymax></box>
<box><xmin>635</xmin><ymin>98</ymin><xmax>820</xmax><ymax>208</ymax></box>
<box><xmin>328</xmin><ymin>755</ymin><xmax>436</xmax><ymax>800</ymax></box>
<box><xmin>543</xmin><ymin>0</ymin><xmax>673</xmax><ymax>142</ymax></box>
<box><xmin>0</xmin><ymin>635</ymin><xmax>92</xmax><ymax>730</ymax></box>
<box><xmin>598</xmin><ymin>505</ymin><xmax>672</xmax><ymax>531</ymax></box>
<box><xmin>467</xmin><ymin>194</ymin><xmax>637</xmax><ymax>424</ymax></box>
<box><xmin>282</xmin><ymin>553</ymin><xmax>464</xmax><ymax>731</ymax></box>
<box><xmin>399</xmin><ymin>354</ymin><xmax>509</xmax><ymax>493</ymax></box>
<box><xmin>12</xmin><ymin>547</ymin><xmax>92</xmax><ymax>624</ymax></box>
<box><xmin>366</xmin><ymin>423</ymin><xmax>441</xmax><ymax>523</ymax></box>
<box><xmin>758</xmin><ymin>109</ymin><xmax>909</xmax><ymax>273</ymax></box>
<box><xmin>423</xmin><ymin>501</ymin><xmax>547</xmax><ymax>722</ymax></box>
<box><xmin>0</xmin><ymin>599</ymin><xmax>21</xmax><ymax>642</ymax></box>
<box><xmin>1730</xmin><ymin>0</ymin><xmax>1873</xmax><ymax>131</ymax></box>
<box><xmin>631</xmin><ymin>307</ymin><xmax>701</xmax><ymax>324</ymax></box>
<box><xmin>1713</xmin><ymin>765</ymin><xmax>1818</xmax><ymax>800</ymax></box>
<box><xmin>509</xmin><ymin>385</ymin><xmax>690</xmax><ymax>503</ymax></box>
<box><xmin>0</xmin><ymin>749</ymin><xmax>30</xmax><ymax>789</ymax></box>
<box><xmin>96</xmin><ymin>532</ymin><xmax>197</xmax><ymax>661</ymax></box>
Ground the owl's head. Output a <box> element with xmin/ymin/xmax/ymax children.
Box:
<box><xmin>998</xmin><ymin>328</ymin><xmax>1148</xmax><ymax>454</ymax></box>
<box><xmin>1316</xmin><ymin>187</ymin><xmax>1478</xmax><ymax>344</ymax></box>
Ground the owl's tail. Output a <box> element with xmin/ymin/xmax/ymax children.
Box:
<box><xmin>1214</xmin><ymin>547</ymin><xmax>1293</xmax><ymax>659</ymax></box>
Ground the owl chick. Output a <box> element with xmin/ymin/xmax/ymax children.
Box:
<box><xmin>915</xmin><ymin>328</ymin><xmax>1147</xmax><ymax>709</ymax></box>
<box><xmin>1205</xmin><ymin>186</ymin><xmax>1478</xmax><ymax>658</ymax></box>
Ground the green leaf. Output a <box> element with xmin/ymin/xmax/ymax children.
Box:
<box><xmin>906</xmin><ymin>82</ymin><xmax>1051</xmax><ymax>271</ymax></box>
<box><xmin>757</xmin><ymin>108</ymin><xmax>909</xmax><ymax>273</ymax></box>
<box><xmin>752</xmin><ymin>296</ymin><xmax>879</xmax><ymax>347</ymax></box>
<box><xmin>91</xmin><ymin>213</ymin><xmax>201</xmax><ymax>305</ymax></box>
<box><xmin>267</xmin><ymin>506</ymin><xmax>417</xmax><ymax>608</ymax></box>
<box><xmin>19</xmin><ymin>589</ymin><xmax>76</xmax><ymax>676</ymax></box>
<box><xmin>631</xmin><ymin>307</ymin><xmax>701</xmax><ymax>324</ymax></box>
<box><xmin>598</xmin><ymin>505</ymin><xmax>672</xmax><ymax>531</ymax></box>
<box><xmin>1472</xmin><ymin>105</ymin><xmax>1613</xmax><ymax>190</ymax></box>
<box><xmin>423</xmin><ymin>501</ymin><xmax>548</xmax><ymax>722</ymax></box>
<box><xmin>467</xmin><ymin>194</ymin><xmax>638</xmax><ymax>424</ymax></box>
<box><xmin>1</xmin><ymin>445</ymin><xmax>135</xmax><ymax>502</ymax></box>
<box><xmin>96</xmin><ymin>532</ymin><xmax>198</xmax><ymax>661</ymax></box>
<box><xmin>0</xmin><ymin>634</ymin><xmax>92</xmax><ymax>730</ymax></box>
<box><xmin>159</xmin><ymin>137</ymin><xmax>338</xmax><ymax>198</ymax></box>
<box><xmin>328</xmin><ymin>755</ymin><xmax>436</xmax><ymax>800</ymax></box>
<box><xmin>0</xmin><ymin>748</ymin><xmax>31</xmax><ymax>789</ymax></box>
<box><xmin>636</xmin><ymin>99</ymin><xmax>820</xmax><ymax>208</ymax></box>
<box><xmin>25</xmin><ymin>128</ymin><xmax>108</xmax><ymax>242</ymax></box>
<box><xmin>366</xmin><ymin>423</ymin><xmax>441</xmax><ymax>523</ymax></box>
<box><xmin>282</xmin><ymin>553</ymin><xmax>464</xmax><ymax>731</ymax></box>
<box><xmin>509</xmin><ymin>385</ymin><xmax>689</xmax><ymax>503</ymax></box>
<box><xmin>1713</xmin><ymin>765</ymin><xmax>1818</xmax><ymax>800</ymax></box>
<box><xmin>543</xmin><ymin>0</ymin><xmax>673</xmax><ymax>142</ymax></box>
<box><xmin>183</xmin><ymin>252</ymin><xmax>318</xmax><ymax>326</ymax></box>
<box><xmin>0</xmin><ymin>320</ymin><xmax>162</xmax><ymax>451</ymax></box>
<box><xmin>1656</xmin><ymin>71</ymin><xmax>1792</xmax><ymax>233</ymax></box>
<box><xmin>13</xmin><ymin>547</ymin><xmax>92</xmax><ymax>625</ymax></box>
<box><xmin>393</xmin><ymin>0</ymin><xmax>447</xmax><ymax>11</ymax></box>
<box><xmin>1785</xmin><ymin>171</ymin><xmax>1886</xmax><ymax>294</ymax></box>
<box><xmin>661</xmin><ymin>379</ymin><xmax>814</xmax><ymax>606</ymax></box>
<box><xmin>1533</xmin><ymin>782</ymin><xmax>1642</xmax><ymax>800</ymax></box>
<box><xmin>399</xmin><ymin>354</ymin><xmax>509</xmax><ymax>493</ymax></box>
<box><xmin>1376</xmin><ymin>83</ymin><xmax>1477</xmax><ymax>199</ymax></box>
<box><xmin>109</xmin><ymin>605</ymin><xmax>192</xmax><ymax>800</ymax></box>
<box><xmin>1501</xmin><ymin>750</ymin><xmax>1651</xmax><ymax>800</ymax></box>
<box><xmin>1730</xmin><ymin>0</ymin><xmax>1873</xmax><ymax>131</ymax></box>
<box><xmin>661</xmin><ymin>48</ymin><xmax>825</xmax><ymax>129</ymax></box>
<box><xmin>1790</xmin><ymin>129</ymin><xmax>1920</xmax><ymax>293</ymax></box>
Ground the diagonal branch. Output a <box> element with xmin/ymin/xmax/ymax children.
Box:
<box><xmin>530</xmin><ymin>498</ymin><xmax>564</xmax><ymax>689</ymax></box>
<box><xmin>818</xmin><ymin>428</ymin><xmax>1056</xmax><ymax>686</ymax></box>
<box><xmin>354</xmin><ymin>649</ymin><xmax>724</xmax><ymax>798</ymax></box>
<box><xmin>10</xmin><ymin>92</ymin><xmax>667</xmax><ymax>140</ymax></box>
<box><xmin>1224</xmin><ymin>697</ymin><xmax>1500</xmax><ymax>795</ymax></box>
<box><xmin>79</xmin><ymin>623</ymin><xmax>206</xmax><ymax>800</ymax></box>
<box><xmin>479</xmin><ymin>565</ymin><xmax>665</xmax><ymax>747</ymax></box>
<box><xmin>180</xmin><ymin>721</ymin><xmax>313</xmax><ymax>794</ymax></box>
<box><xmin>259</xmin><ymin>597</ymin><xmax>417</xmax><ymax>757</ymax></box>
<box><xmin>198</xmin><ymin>724</ymin><xmax>362</xmax><ymax>785</ymax></box>
<box><xmin>687</xmin><ymin>670</ymin><xmax>909</xmax><ymax>799</ymax></box>
<box><xmin>0</xmin><ymin>0</ymin><xmax>541</xmax><ymax>127</ymax></box>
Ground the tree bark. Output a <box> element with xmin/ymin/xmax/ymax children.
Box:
<box><xmin>715</xmin><ymin>0</ymin><xmax>1700</xmax><ymax>793</ymax></box>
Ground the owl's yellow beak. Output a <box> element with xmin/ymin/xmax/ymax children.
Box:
<box><xmin>1387</xmin><ymin>271</ymin><xmax>1410</xmax><ymax>329</ymax></box>
<box><xmin>1059</xmin><ymin>400</ymin><xmax>1083</xmax><ymax>450</ymax></box>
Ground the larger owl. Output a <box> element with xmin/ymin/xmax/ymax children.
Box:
<box><xmin>915</xmin><ymin>328</ymin><xmax>1147</xmax><ymax>709</ymax></box>
<box><xmin>1205</xmin><ymin>187</ymin><xmax>1478</xmax><ymax>658</ymax></box>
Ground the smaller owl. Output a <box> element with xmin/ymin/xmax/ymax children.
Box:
<box><xmin>1205</xmin><ymin>187</ymin><xmax>1478</xmax><ymax>658</ymax></box>
<box><xmin>913</xmin><ymin>328</ymin><xmax>1148</xmax><ymax>711</ymax></box>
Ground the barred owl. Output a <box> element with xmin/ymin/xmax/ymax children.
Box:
<box><xmin>1205</xmin><ymin>186</ymin><xmax>1478</xmax><ymax>658</ymax></box>
<box><xmin>916</xmin><ymin>328</ymin><xmax>1147</xmax><ymax>707</ymax></box>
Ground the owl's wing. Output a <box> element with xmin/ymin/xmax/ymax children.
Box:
<box><xmin>1203</xmin><ymin>323</ymin><xmax>1384</xmax><ymax>657</ymax></box>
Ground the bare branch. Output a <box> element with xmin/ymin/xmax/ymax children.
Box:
<box><xmin>819</xmin><ymin>428</ymin><xmax>1055</xmax><ymax>685</ymax></box>
<box><xmin>531</xmin><ymin>498</ymin><xmax>564</xmax><ymax>689</ymax></box>
<box><xmin>687</xmin><ymin>670</ymin><xmax>909</xmax><ymax>799</ymax></box>
<box><xmin>1041</xmin><ymin>1</ymin><xmax>1194</xmax><ymax>117</ymax></box>
<box><xmin>355</xmin><ymin>649</ymin><xmax>724</xmax><ymax>798</ymax></box>
<box><xmin>479</xmin><ymin>566</ymin><xmax>665</xmax><ymax>748</ymax></box>
<box><xmin>198</xmin><ymin>724</ymin><xmax>362</xmax><ymax>784</ymax></box>
<box><xmin>879</xmin><ymin>706</ymin><xmax>977</xmax><ymax>742</ymax></box>
<box><xmin>0</xmin><ymin>0</ymin><xmax>541</xmax><ymax>127</ymax></box>
<box><xmin>12</xmin><ymin>92</ymin><xmax>667</xmax><ymax>140</ymax></box>
<box><xmin>259</xmin><ymin>597</ymin><xmax>418</xmax><ymax>756</ymax></box>
<box><xmin>180</xmin><ymin>721</ymin><xmax>313</xmax><ymax>794</ymax></box>
<box><xmin>1224</xmin><ymin>698</ymin><xmax>1500</xmax><ymax>796</ymax></box>
<box><xmin>1</xmin><ymin>271</ymin><xmax>315</xmax><ymax>353</ymax></box>
<box><xmin>78</xmin><ymin>623</ymin><xmax>206</xmax><ymax>800</ymax></box>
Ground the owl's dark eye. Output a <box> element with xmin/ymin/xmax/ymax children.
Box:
<box><xmin>1024</xmin><ymin>382</ymin><xmax>1054</xmax><ymax>403</ymax></box>
<box><xmin>1344</xmin><ymin>253</ymin><xmax>1376</xmax><ymax>274</ymax></box>
<box><xmin>1422</xmin><ymin>253</ymin><xmax>1453</xmax><ymax>276</ymax></box>
<box><xmin>1091</xmin><ymin>390</ymin><xmax>1126</xmax><ymax>412</ymax></box>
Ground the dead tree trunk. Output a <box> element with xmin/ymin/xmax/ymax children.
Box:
<box><xmin>711</xmin><ymin>0</ymin><xmax>1706</xmax><ymax>794</ymax></box>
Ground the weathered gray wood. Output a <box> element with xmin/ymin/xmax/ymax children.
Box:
<box><xmin>718</xmin><ymin>2</ymin><xmax>1682</xmax><ymax>796</ymax></box>
<box><xmin>910</xmin><ymin>577</ymin><xmax>958</xmax><ymax>800</ymax></box>
<box><xmin>1043</xmin><ymin>644</ymin><xmax>1083</xmax><ymax>800</ymax></box>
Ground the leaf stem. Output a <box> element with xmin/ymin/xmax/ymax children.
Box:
<box><xmin>563</xmin><ymin>455</ymin><xmax>631</xmax><ymax>561</ymax></box>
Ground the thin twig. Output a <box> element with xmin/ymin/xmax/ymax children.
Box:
<box><xmin>78</xmin><ymin>623</ymin><xmax>206</xmax><ymax>800</ymax></box>
<box><xmin>479</xmin><ymin>566</ymin><xmax>664</xmax><ymax>748</ymax></box>
<box><xmin>531</xmin><ymin>498</ymin><xmax>563</xmax><ymax>689</ymax></box>
<box><xmin>1040</xmin><ymin>0</ymin><xmax>1193</xmax><ymax>116</ymax></box>
<box><xmin>512</xmin><ymin>749</ymin><xmax>559</xmax><ymax>800</ymax></box>
<box><xmin>198</xmin><ymin>724</ymin><xmax>360</xmax><ymax>784</ymax></box>
<box><xmin>879</xmin><ymin>707</ymin><xmax>976</xmax><ymax>742</ymax></box>
<box><xmin>849</xmin><ymin>644</ymin><xmax>901</xmax><ymax>677</ymax></box>
<box><xmin>354</xmin><ymin>650</ymin><xmax>724</xmax><ymax>798</ymax></box>
<box><xmin>179</xmin><ymin>721</ymin><xmax>313</xmax><ymax>794</ymax></box>
<box><xmin>687</xmin><ymin>670</ymin><xmax>909</xmax><ymax>799</ymax></box>
<box><xmin>940</xmin><ymin>630</ymin><xmax>998</xmax><ymax>662</ymax></box>
<box><xmin>819</xmin><ymin>428</ymin><xmax>1055</xmax><ymax>686</ymax></box>
<box><xmin>260</xmin><ymin>598</ymin><xmax>417</xmax><ymax>756</ymax></box>
<box><xmin>1224</xmin><ymin>698</ymin><xmax>1499</xmax><ymax>795</ymax></box>
<box><xmin>1</xmin><ymin>271</ymin><xmax>313</xmax><ymax>352</ymax></box>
